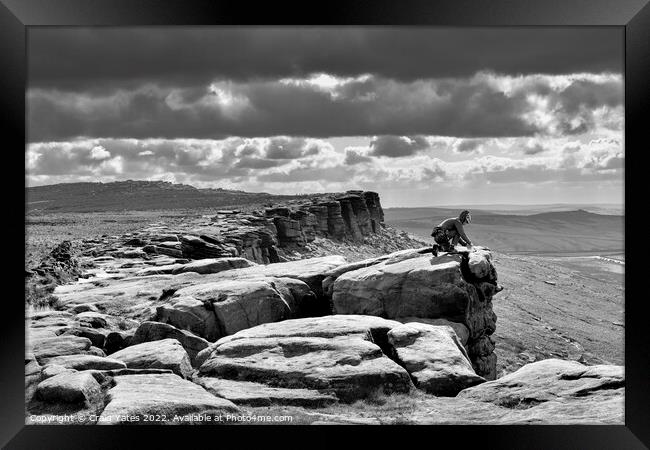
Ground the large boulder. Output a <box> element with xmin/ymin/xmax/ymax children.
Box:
<box><xmin>35</xmin><ymin>371</ymin><xmax>103</xmax><ymax>406</ymax></box>
<box><xmin>457</xmin><ymin>359</ymin><xmax>625</xmax><ymax>424</ymax></box>
<box><xmin>458</xmin><ymin>358</ymin><xmax>624</xmax><ymax>407</ymax></box>
<box><xmin>98</xmin><ymin>373</ymin><xmax>239</xmax><ymax>424</ymax></box>
<box><xmin>30</xmin><ymin>336</ymin><xmax>93</xmax><ymax>363</ymax></box>
<box><xmin>198</xmin><ymin>315</ymin><xmax>413</xmax><ymax>402</ymax></box>
<box><xmin>331</xmin><ymin>250</ymin><xmax>499</xmax><ymax>379</ymax></box>
<box><xmin>387</xmin><ymin>323</ymin><xmax>485</xmax><ymax>396</ymax></box>
<box><xmin>157</xmin><ymin>277</ymin><xmax>316</xmax><ymax>342</ymax></box>
<box><xmin>130</xmin><ymin>321</ymin><xmax>209</xmax><ymax>366</ymax></box>
<box><xmin>110</xmin><ymin>339</ymin><xmax>193</xmax><ymax>378</ymax></box>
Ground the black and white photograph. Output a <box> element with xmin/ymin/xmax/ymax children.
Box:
<box><xmin>24</xmin><ymin>26</ymin><xmax>625</xmax><ymax>426</ymax></box>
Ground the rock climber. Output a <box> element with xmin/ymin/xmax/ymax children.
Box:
<box><xmin>431</xmin><ymin>210</ymin><xmax>473</xmax><ymax>256</ymax></box>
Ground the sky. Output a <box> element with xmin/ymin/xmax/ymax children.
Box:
<box><xmin>26</xmin><ymin>27</ymin><xmax>624</xmax><ymax>208</ymax></box>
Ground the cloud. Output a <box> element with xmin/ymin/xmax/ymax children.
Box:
<box><xmin>344</xmin><ymin>148</ymin><xmax>373</xmax><ymax>165</ymax></box>
<box><xmin>28</xmin><ymin>72</ymin><xmax>622</xmax><ymax>143</ymax></box>
<box><xmin>29</xmin><ymin>28</ymin><xmax>622</xmax><ymax>90</ymax></box>
<box><xmin>523</xmin><ymin>142</ymin><xmax>547</xmax><ymax>155</ymax></box>
<box><xmin>369</xmin><ymin>136</ymin><xmax>430</xmax><ymax>158</ymax></box>
<box><xmin>26</xmin><ymin>134</ymin><xmax>623</xmax><ymax>196</ymax></box>
<box><xmin>234</xmin><ymin>157</ymin><xmax>285</xmax><ymax>169</ymax></box>
<box><xmin>90</xmin><ymin>145</ymin><xmax>111</xmax><ymax>160</ymax></box>
<box><xmin>264</xmin><ymin>137</ymin><xmax>323</xmax><ymax>160</ymax></box>
<box><xmin>454</xmin><ymin>139</ymin><xmax>484</xmax><ymax>153</ymax></box>
<box><xmin>257</xmin><ymin>166</ymin><xmax>356</xmax><ymax>183</ymax></box>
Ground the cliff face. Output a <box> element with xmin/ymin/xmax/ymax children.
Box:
<box><xmin>135</xmin><ymin>190</ymin><xmax>386</xmax><ymax>265</ymax></box>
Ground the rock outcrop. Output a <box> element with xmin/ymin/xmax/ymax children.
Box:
<box><xmin>64</xmin><ymin>190</ymin><xmax>385</xmax><ymax>269</ymax></box>
<box><xmin>329</xmin><ymin>247</ymin><xmax>499</xmax><ymax>379</ymax></box>
<box><xmin>156</xmin><ymin>277</ymin><xmax>315</xmax><ymax>342</ymax></box>
<box><xmin>196</xmin><ymin>315</ymin><xmax>414</xmax><ymax>402</ymax></box>
<box><xmin>26</xmin><ymin>190</ymin><xmax>621</xmax><ymax>425</ymax></box>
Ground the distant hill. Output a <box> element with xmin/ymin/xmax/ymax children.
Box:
<box><xmin>26</xmin><ymin>181</ymin><xmax>307</xmax><ymax>213</ymax></box>
<box><xmin>435</xmin><ymin>203</ymin><xmax>624</xmax><ymax>216</ymax></box>
<box><xmin>384</xmin><ymin>207</ymin><xmax>624</xmax><ymax>255</ymax></box>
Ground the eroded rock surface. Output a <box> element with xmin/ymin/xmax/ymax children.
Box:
<box><xmin>331</xmin><ymin>248</ymin><xmax>499</xmax><ymax>379</ymax></box>
<box><xmin>387</xmin><ymin>322</ymin><xmax>485</xmax><ymax>395</ymax></box>
<box><xmin>193</xmin><ymin>377</ymin><xmax>339</xmax><ymax>407</ymax></box>
<box><xmin>197</xmin><ymin>315</ymin><xmax>413</xmax><ymax>402</ymax></box>
<box><xmin>99</xmin><ymin>373</ymin><xmax>239</xmax><ymax>424</ymax></box>
<box><xmin>458</xmin><ymin>358</ymin><xmax>624</xmax><ymax>411</ymax></box>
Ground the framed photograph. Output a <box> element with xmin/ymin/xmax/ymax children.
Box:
<box><xmin>4</xmin><ymin>0</ymin><xmax>648</xmax><ymax>447</ymax></box>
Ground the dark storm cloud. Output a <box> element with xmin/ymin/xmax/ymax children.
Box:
<box><xmin>28</xmin><ymin>72</ymin><xmax>623</xmax><ymax>142</ymax></box>
<box><xmin>29</xmin><ymin>28</ymin><xmax>622</xmax><ymax>90</ymax></box>
<box><xmin>369</xmin><ymin>136</ymin><xmax>429</xmax><ymax>158</ymax></box>
<box><xmin>27</xmin><ymin>76</ymin><xmax>543</xmax><ymax>141</ymax></box>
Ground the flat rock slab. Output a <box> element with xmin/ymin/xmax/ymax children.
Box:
<box><xmin>99</xmin><ymin>373</ymin><xmax>239</xmax><ymax>424</ymax></box>
<box><xmin>41</xmin><ymin>364</ymin><xmax>76</xmax><ymax>379</ymax></box>
<box><xmin>458</xmin><ymin>358</ymin><xmax>624</xmax><ymax>408</ymax></box>
<box><xmin>29</xmin><ymin>313</ymin><xmax>76</xmax><ymax>329</ymax></box>
<box><xmin>110</xmin><ymin>339</ymin><xmax>193</xmax><ymax>378</ymax></box>
<box><xmin>171</xmin><ymin>257</ymin><xmax>256</xmax><ymax>275</ymax></box>
<box><xmin>198</xmin><ymin>315</ymin><xmax>412</xmax><ymax>402</ymax></box>
<box><xmin>387</xmin><ymin>323</ymin><xmax>485</xmax><ymax>396</ymax></box>
<box><xmin>31</xmin><ymin>336</ymin><xmax>93</xmax><ymax>363</ymax></box>
<box><xmin>193</xmin><ymin>377</ymin><xmax>338</xmax><ymax>407</ymax></box>
<box><xmin>197</xmin><ymin>314</ymin><xmax>402</xmax><ymax>365</ymax></box>
<box><xmin>216</xmin><ymin>314</ymin><xmax>403</xmax><ymax>343</ymax></box>
<box><xmin>29</xmin><ymin>310</ymin><xmax>74</xmax><ymax>321</ymax></box>
<box><xmin>36</xmin><ymin>371</ymin><xmax>103</xmax><ymax>405</ymax></box>
<box><xmin>42</xmin><ymin>354</ymin><xmax>127</xmax><ymax>371</ymax></box>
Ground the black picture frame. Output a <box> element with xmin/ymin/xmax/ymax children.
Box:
<box><xmin>3</xmin><ymin>0</ymin><xmax>648</xmax><ymax>447</ymax></box>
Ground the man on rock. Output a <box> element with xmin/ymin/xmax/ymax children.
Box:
<box><xmin>431</xmin><ymin>210</ymin><xmax>473</xmax><ymax>256</ymax></box>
